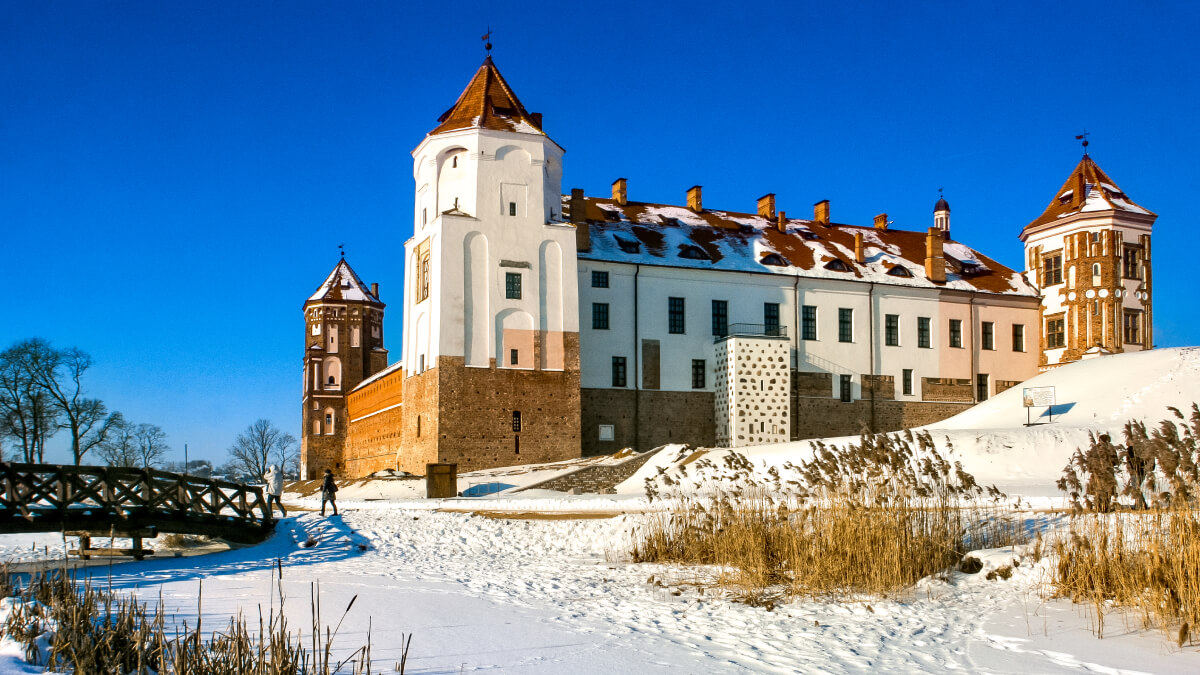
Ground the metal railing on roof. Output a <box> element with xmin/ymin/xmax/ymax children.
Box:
<box><xmin>714</xmin><ymin>323</ymin><xmax>788</xmax><ymax>342</ymax></box>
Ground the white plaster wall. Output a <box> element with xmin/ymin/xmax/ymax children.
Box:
<box><xmin>725</xmin><ymin>337</ymin><xmax>790</xmax><ymax>447</ymax></box>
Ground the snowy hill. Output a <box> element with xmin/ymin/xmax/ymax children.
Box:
<box><xmin>618</xmin><ymin>347</ymin><xmax>1200</xmax><ymax>501</ymax></box>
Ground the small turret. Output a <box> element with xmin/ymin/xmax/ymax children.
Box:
<box><xmin>934</xmin><ymin>194</ymin><xmax>951</xmax><ymax>240</ymax></box>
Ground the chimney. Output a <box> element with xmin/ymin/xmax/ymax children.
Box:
<box><xmin>925</xmin><ymin>228</ymin><xmax>946</xmax><ymax>283</ymax></box>
<box><xmin>612</xmin><ymin>178</ymin><xmax>628</xmax><ymax>206</ymax></box>
<box><xmin>687</xmin><ymin>185</ymin><xmax>703</xmax><ymax>212</ymax></box>
<box><xmin>874</xmin><ymin>213</ymin><xmax>888</xmax><ymax>230</ymax></box>
<box><xmin>776</xmin><ymin>210</ymin><xmax>787</xmax><ymax>233</ymax></box>
<box><xmin>854</xmin><ymin>232</ymin><xmax>865</xmax><ymax>264</ymax></box>
<box><xmin>757</xmin><ymin>193</ymin><xmax>776</xmax><ymax>219</ymax></box>
<box><xmin>530</xmin><ymin>112</ymin><xmax>543</xmax><ymax>128</ymax></box>
<box><xmin>814</xmin><ymin>199</ymin><xmax>830</xmax><ymax>226</ymax></box>
<box><xmin>570</xmin><ymin>188</ymin><xmax>591</xmax><ymax>252</ymax></box>
<box><xmin>371</xmin><ymin>282</ymin><xmax>379</xmax><ymax>299</ymax></box>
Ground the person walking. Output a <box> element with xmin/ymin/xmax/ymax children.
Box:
<box><xmin>320</xmin><ymin>468</ymin><xmax>339</xmax><ymax>516</ymax></box>
<box><xmin>263</xmin><ymin>464</ymin><xmax>287</xmax><ymax>518</ymax></box>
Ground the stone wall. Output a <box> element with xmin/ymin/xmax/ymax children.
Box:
<box><xmin>580</xmin><ymin>389</ymin><xmax>715</xmax><ymax>455</ymax></box>
<box><xmin>921</xmin><ymin>377</ymin><xmax>974</xmax><ymax>403</ymax></box>
<box><xmin>433</xmin><ymin>333</ymin><xmax>582</xmax><ymax>471</ymax></box>
<box><xmin>521</xmin><ymin>448</ymin><xmax>665</xmax><ymax>494</ymax></box>
<box><xmin>791</xmin><ymin>395</ymin><xmax>972</xmax><ymax>440</ymax></box>
<box><xmin>398</xmin><ymin>365</ymin><xmax>440</xmax><ymax>475</ymax></box>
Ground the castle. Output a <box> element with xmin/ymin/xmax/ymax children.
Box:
<box><xmin>299</xmin><ymin>57</ymin><xmax>1156</xmax><ymax>479</ymax></box>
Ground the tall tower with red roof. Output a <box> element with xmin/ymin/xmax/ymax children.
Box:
<box><xmin>300</xmin><ymin>258</ymin><xmax>387</xmax><ymax>478</ymax></box>
<box><xmin>398</xmin><ymin>56</ymin><xmax>581</xmax><ymax>471</ymax></box>
<box><xmin>1020</xmin><ymin>154</ymin><xmax>1156</xmax><ymax>370</ymax></box>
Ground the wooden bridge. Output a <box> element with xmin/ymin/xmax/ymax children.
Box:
<box><xmin>0</xmin><ymin>463</ymin><xmax>276</xmax><ymax>553</ymax></box>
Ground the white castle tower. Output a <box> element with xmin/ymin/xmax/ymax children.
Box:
<box><xmin>398</xmin><ymin>56</ymin><xmax>581</xmax><ymax>470</ymax></box>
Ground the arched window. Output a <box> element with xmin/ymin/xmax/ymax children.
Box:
<box><xmin>1092</xmin><ymin>263</ymin><xmax>1102</xmax><ymax>286</ymax></box>
<box><xmin>760</xmin><ymin>253</ymin><xmax>788</xmax><ymax>267</ymax></box>
<box><xmin>824</xmin><ymin>259</ymin><xmax>851</xmax><ymax>272</ymax></box>
<box><xmin>679</xmin><ymin>245</ymin><xmax>711</xmax><ymax>261</ymax></box>
<box><xmin>324</xmin><ymin>408</ymin><xmax>335</xmax><ymax>435</ymax></box>
<box><xmin>324</xmin><ymin>357</ymin><xmax>342</xmax><ymax>389</ymax></box>
<box><xmin>887</xmin><ymin>265</ymin><xmax>913</xmax><ymax>277</ymax></box>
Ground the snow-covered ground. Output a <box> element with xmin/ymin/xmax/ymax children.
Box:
<box><xmin>2</xmin><ymin>348</ymin><xmax>1199</xmax><ymax>673</ymax></box>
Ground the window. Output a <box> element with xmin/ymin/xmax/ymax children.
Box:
<box><xmin>422</xmin><ymin>208</ymin><xmax>427</xmax><ymax>225</ymax></box>
<box><xmin>1124</xmin><ymin>311</ymin><xmax>1142</xmax><ymax>344</ymax></box>
<box><xmin>1046</xmin><ymin>318</ymin><xmax>1066</xmax><ymax>349</ymax></box>
<box><xmin>598</xmin><ymin>424</ymin><xmax>614</xmax><ymax>441</ymax></box>
<box><xmin>680</xmin><ymin>245</ymin><xmax>711</xmax><ymax>260</ymax></box>
<box><xmin>415</xmin><ymin>239</ymin><xmax>431</xmax><ymax>303</ymax></box>
<box><xmin>510</xmin><ymin>348</ymin><xmax>519</xmax><ymax>365</ymax></box>
<box><xmin>611</xmin><ymin>357</ymin><xmax>627</xmax><ymax>387</ymax></box>
<box><xmin>761</xmin><ymin>253</ymin><xmax>787</xmax><ymax>266</ymax></box>
<box><xmin>1012</xmin><ymin>324</ymin><xmax>1025</xmax><ymax>352</ymax></box>
<box><xmin>416</xmin><ymin>415</ymin><xmax>421</xmax><ymax>437</ymax></box>
<box><xmin>917</xmin><ymin>317</ymin><xmax>931</xmax><ymax>349</ymax></box>
<box><xmin>1044</xmin><ymin>254</ymin><xmax>1063</xmax><ymax>286</ymax></box>
<box><xmin>1123</xmin><ymin>245</ymin><xmax>1141</xmax><ymax>279</ymax></box>
<box><xmin>902</xmin><ymin>369</ymin><xmax>913</xmax><ymax>396</ymax></box>
<box><xmin>505</xmin><ymin>272</ymin><xmax>522</xmax><ymax>299</ymax></box>
<box><xmin>885</xmin><ymin>314</ymin><xmax>899</xmax><ymax>346</ymax></box>
<box><xmin>976</xmin><ymin>374</ymin><xmax>989</xmax><ymax>402</ymax></box>
<box><xmin>839</xmin><ymin>374</ymin><xmax>852</xmax><ymax>402</ymax></box>
<box><xmin>692</xmin><ymin>359</ymin><xmax>706</xmax><ymax>389</ymax></box>
<box><xmin>764</xmin><ymin>303</ymin><xmax>780</xmax><ymax>336</ymax></box>
<box><xmin>825</xmin><ymin>259</ymin><xmax>851</xmax><ymax>272</ymax></box>
<box><xmin>592</xmin><ymin>303</ymin><xmax>609</xmax><ymax>330</ymax></box>
<box><xmin>802</xmin><ymin>306</ymin><xmax>817</xmax><ymax>341</ymax></box>
<box><xmin>1091</xmin><ymin>263</ymin><xmax>1102</xmax><ymax>286</ymax></box>
<box><xmin>838</xmin><ymin>308</ymin><xmax>853</xmax><ymax>343</ymax></box>
<box><xmin>324</xmin><ymin>409</ymin><xmax>335</xmax><ymax>435</ymax></box>
<box><xmin>712</xmin><ymin>300</ymin><xmax>728</xmax><ymax>337</ymax></box>
<box><xmin>592</xmin><ymin>270</ymin><xmax>609</xmax><ymax>288</ymax></box>
<box><xmin>887</xmin><ymin>265</ymin><xmax>913</xmax><ymax>278</ymax></box>
<box><xmin>511</xmin><ymin>411</ymin><xmax>521</xmax><ymax>432</ymax></box>
<box><xmin>949</xmin><ymin>319</ymin><xmax>962</xmax><ymax>348</ymax></box>
<box><xmin>350</xmin><ymin>326</ymin><xmax>360</xmax><ymax>348</ymax></box>
<box><xmin>669</xmin><ymin>297</ymin><xmax>685</xmax><ymax>334</ymax></box>
<box><xmin>982</xmin><ymin>321</ymin><xmax>995</xmax><ymax>350</ymax></box>
<box><xmin>508</xmin><ymin>201</ymin><xmax>517</xmax><ymax>216</ymax></box>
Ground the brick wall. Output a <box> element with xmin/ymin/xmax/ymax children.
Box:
<box><xmin>921</xmin><ymin>377</ymin><xmax>973</xmax><ymax>402</ymax></box>
<box><xmin>344</xmin><ymin>366</ymin><xmax>406</xmax><ymax>477</ymax></box>
<box><xmin>792</xmin><ymin>396</ymin><xmax>972</xmax><ymax>440</ymax></box>
<box><xmin>398</xmin><ymin>366</ymin><xmax>440</xmax><ymax>475</ymax></box>
<box><xmin>795</xmin><ymin>371</ymin><xmax>833</xmax><ymax>397</ymax></box>
<box><xmin>580</xmin><ymin>389</ymin><xmax>715</xmax><ymax>455</ymax></box>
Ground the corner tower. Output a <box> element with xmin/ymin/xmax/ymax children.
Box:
<box><xmin>399</xmin><ymin>57</ymin><xmax>581</xmax><ymax>471</ymax></box>
<box><xmin>1020</xmin><ymin>154</ymin><xmax>1156</xmax><ymax>370</ymax></box>
<box><xmin>301</xmin><ymin>258</ymin><xmax>387</xmax><ymax>478</ymax></box>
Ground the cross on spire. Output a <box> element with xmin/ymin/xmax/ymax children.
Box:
<box><xmin>1075</xmin><ymin>130</ymin><xmax>1090</xmax><ymax>155</ymax></box>
<box><xmin>338</xmin><ymin>243</ymin><xmax>345</xmax><ymax>258</ymax></box>
<box><xmin>482</xmin><ymin>28</ymin><xmax>492</xmax><ymax>56</ymax></box>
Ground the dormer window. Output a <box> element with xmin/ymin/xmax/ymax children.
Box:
<box><xmin>604</xmin><ymin>211</ymin><xmax>621</xmax><ymax>222</ymax></box>
<box><xmin>760</xmin><ymin>253</ymin><xmax>788</xmax><ymax>267</ymax></box>
<box><xmin>1058</xmin><ymin>190</ymin><xmax>1073</xmax><ymax>204</ymax></box>
<box><xmin>824</xmin><ymin>259</ymin><xmax>851</xmax><ymax>272</ymax></box>
<box><xmin>798</xmin><ymin>230</ymin><xmax>819</xmax><ymax>241</ymax></box>
<box><xmin>615</xmin><ymin>236</ymin><xmax>641</xmax><ymax>254</ymax></box>
<box><xmin>679</xmin><ymin>245</ymin><xmax>711</xmax><ymax>261</ymax></box>
<box><xmin>887</xmin><ymin>265</ymin><xmax>912</xmax><ymax>277</ymax></box>
<box><xmin>660</xmin><ymin>217</ymin><xmax>684</xmax><ymax>227</ymax></box>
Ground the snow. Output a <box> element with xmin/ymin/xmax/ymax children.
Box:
<box><xmin>308</xmin><ymin>260</ymin><xmax>379</xmax><ymax>303</ymax></box>
<box><xmin>2</xmin><ymin>348</ymin><xmax>1200</xmax><ymax>672</ymax></box>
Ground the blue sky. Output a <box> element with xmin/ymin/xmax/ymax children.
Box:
<box><xmin>2</xmin><ymin>1</ymin><xmax>1197</xmax><ymax>464</ymax></box>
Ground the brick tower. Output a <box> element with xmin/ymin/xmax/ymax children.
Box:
<box><xmin>397</xmin><ymin>56</ymin><xmax>582</xmax><ymax>472</ymax></box>
<box><xmin>300</xmin><ymin>258</ymin><xmax>387</xmax><ymax>478</ymax></box>
<box><xmin>1020</xmin><ymin>153</ymin><xmax>1156</xmax><ymax>370</ymax></box>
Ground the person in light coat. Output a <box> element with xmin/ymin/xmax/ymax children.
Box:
<box><xmin>263</xmin><ymin>464</ymin><xmax>287</xmax><ymax>518</ymax></box>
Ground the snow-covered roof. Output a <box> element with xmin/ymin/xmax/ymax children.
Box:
<box><xmin>1024</xmin><ymin>155</ymin><xmax>1155</xmax><ymax>233</ymax></box>
<box><xmin>351</xmin><ymin>359</ymin><xmax>404</xmax><ymax>393</ymax></box>
<box><xmin>307</xmin><ymin>259</ymin><xmax>382</xmax><ymax>305</ymax></box>
<box><xmin>567</xmin><ymin>197</ymin><xmax>1036</xmax><ymax>297</ymax></box>
<box><xmin>428</xmin><ymin>57</ymin><xmax>545</xmax><ymax>137</ymax></box>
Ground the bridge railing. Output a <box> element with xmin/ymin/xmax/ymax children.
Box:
<box><xmin>0</xmin><ymin>463</ymin><xmax>274</xmax><ymax>542</ymax></box>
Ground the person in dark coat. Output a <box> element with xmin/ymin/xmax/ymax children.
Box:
<box><xmin>320</xmin><ymin>468</ymin><xmax>338</xmax><ymax>516</ymax></box>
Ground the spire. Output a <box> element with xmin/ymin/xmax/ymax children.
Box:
<box><xmin>429</xmin><ymin>57</ymin><xmax>545</xmax><ymax>136</ymax></box>
<box><xmin>307</xmin><ymin>259</ymin><xmax>382</xmax><ymax>305</ymax></box>
<box><xmin>1023</xmin><ymin>155</ymin><xmax>1154</xmax><ymax>233</ymax></box>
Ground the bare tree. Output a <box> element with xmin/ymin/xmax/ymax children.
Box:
<box><xmin>0</xmin><ymin>340</ymin><xmax>61</xmax><ymax>463</ymax></box>
<box><xmin>133</xmin><ymin>423</ymin><xmax>169</xmax><ymax>468</ymax></box>
<box><xmin>26</xmin><ymin>342</ymin><xmax>120</xmax><ymax>464</ymax></box>
<box><xmin>226</xmin><ymin>419</ymin><xmax>297</xmax><ymax>482</ymax></box>
<box><xmin>97</xmin><ymin>414</ymin><xmax>138</xmax><ymax>467</ymax></box>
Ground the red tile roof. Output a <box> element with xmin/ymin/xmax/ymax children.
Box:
<box><xmin>1023</xmin><ymin>155</ymin><xmax>1154</xmax><ymax>234</ymax></box>
<box><xmin>428</xmin><ymin>57</ymin><xmax>545</xmax><ymax>137</ymax></box>
<box><xmin>567</xmin><ymin>197</ymin><xmax>1036</xmax><ymax>297</ymax></box>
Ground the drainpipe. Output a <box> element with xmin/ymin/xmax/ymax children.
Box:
<box><xmin>792</xmin><ymin>274</ymin><xmax>801</xmax><ymax>440</ymax></box>
<box><xmin>868</xmin><ymin>281</ymin><xmax>876</xmax><ymax>433</ymax></box>
<box><xmin>633</xmin><ymin>264</ymin><xmax>641</xmax><ymax>450</ymax></box>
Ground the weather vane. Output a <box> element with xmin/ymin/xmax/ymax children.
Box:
<box><xmin>938</xmin><ymin>186</ymin><xmax>944</xmax><ymax>197</ymax></box>
<box><xmin>482</xmin><ymin>27</ymin><xmax>493</xmax><ymax>56</ymax></box>
<box><xmin>1075</xmin><ymin>130</ymin><xmax>1090</xmax><ymax>154</ymax></box>
<box><xmin>338</xmin><ymin>243</ymin><xmax>345</xmax><ymax>258</ymax></box>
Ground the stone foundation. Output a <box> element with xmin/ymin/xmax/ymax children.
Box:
<box><xmin>581</xmin><ymin>389</ymin><xmax>715</xmax><ymax>455</ymax></box>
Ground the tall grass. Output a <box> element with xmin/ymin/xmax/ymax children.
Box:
<box><xmin>630</xmin><ymin>431</ymin><xmax>1023</xmax><ymax>601</ymax></box>
<box><xmin>0</xmin><ymin>561</ymin><xmax>406</xmax><ymax>673</ymax></box>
